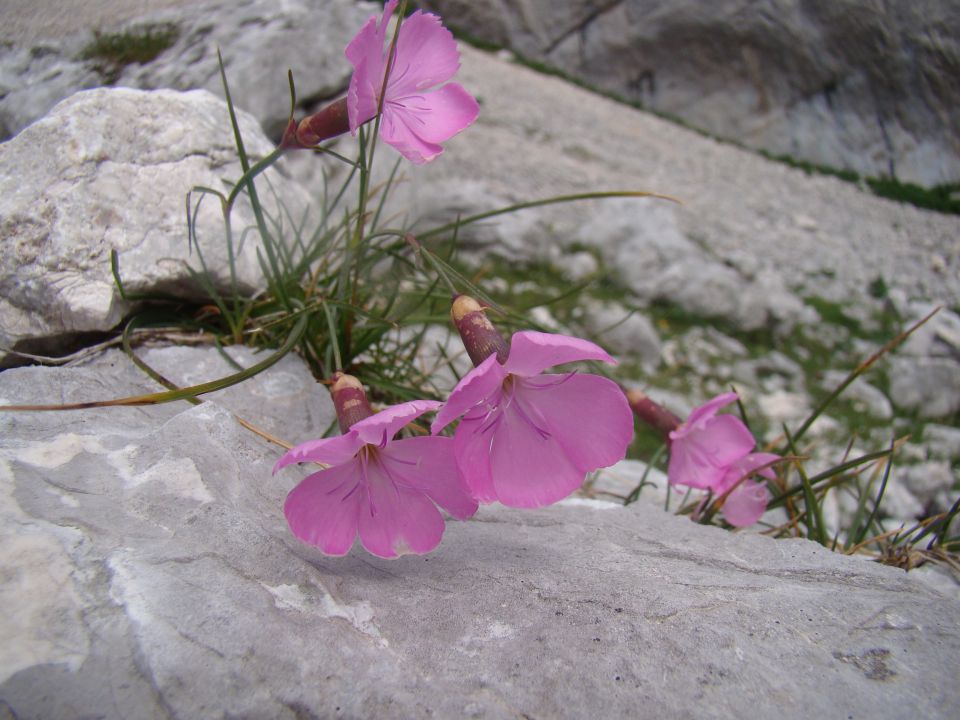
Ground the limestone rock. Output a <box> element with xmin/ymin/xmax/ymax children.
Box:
<box><xmin>0</xmin><ymin>0</ymin><xmax>372</xmax><ymax>141</ymax></box>
<box><xmin>579</xmin><ymin>299</ymin><xmax>661</xmax><ymax>368</ymax></box>
<box><xmin>0</xmin><ymin>86</ymin><xmax>311</xmax><ymax>361</ymax></box>
<box><xmin>422</xmin><ymin>0</ymin><xmax>960</xmax><ymax>186</ymax></box>
<box><xmin>2</xmin><ymin>349</ymin><xmax>959</xmax><ymax>718</ymax></box>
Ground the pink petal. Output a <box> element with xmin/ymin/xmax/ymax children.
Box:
<box><xmin>717</xmin><ymin>452</ymin><xmax>780</xmax><ymax>494</ymax></box>
<box><xmin>273</xmin><ymin>432</ymin><xmax>364</xmax><ymax>473</ymax></box>
<box><xmin>666</xmin><ymin>436</ymin><xmax>728</xmax><ymax>490</ymax></box>
<box><xmin>452</xmin><ymin>415</ymin><xmax>497</xmax><ymax>503</ymax></box>
<box><xmin>378</xmin><ymin>106</ymin><xmax>445</xmax><ymax>163</ymax></box>
<box><xmin>722</xmin><ymin>480</ymin><xmax>770</xmax><ymax>527</ymax></box>
<box><xmin>389</xmin><ymin>10</ymin><xmax>461</xmax><ymax>97</ymax></box>
<box><xmin>683</xmin><ymin>392</ymin><xmax>740</xmax><ymax>432</ymax></box>
<box><xmin>357</xmin><ymin>459</ymin><xmax>445</xmax><ymax>558</ymax></box>
<box><xmin>515</xmin><ymin>373</ymin><xmax>633</xmax><ymax>474</ymax></box>
<box><xmin>345</xmin><ymin>3</ymin><xmax>392</xmax><ymax>130</ymax></box>
<box><xmin>502</xmin><ymin>331</ymin><xmax>617</xmax><ymax>378</ymax></box>
<box><xmin>283</xmin><ymin>461</ymin><xmax>364</xmax><ymax>555</ymax></box>
<box><xmin>487</xmin><ymin>400</ymin><xmax>586</xmax><ymax>508</ymax></box>
<box><xmin>381</xmin><ymin>436</ymin><xmax>478</xmax><ymax>519</ymax></box>
<box><xmin>351</xmin><ymin>399</ymin><xmax>441</xmax><ymax>447</ymax></box>
<box><xmin>667</xmin><ymin>416</ymin><xmax>756</xmax><ymax>490</ymax></box>
<box><xmin>347</xmin><ymin>60</ymin><xmax>384</xmax><ymax>130</ymax></box>
<box><xmin>387</xmin><ymin>83</ymin><xmax>479</xmax><ymax>144</ymax></box>
<box><xmin>431</xmin><ymin>353</ymin><xmax>506</xmax><ymax>433</ymax></box>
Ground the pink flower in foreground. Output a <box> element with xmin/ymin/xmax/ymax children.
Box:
<box><xmin>345</xmin><ymin>0</ymin><xmax>479</xmax><ymax>163</ymax></box>
<box><xmin>274</xmin><ymin>375</ymin><xmax>477</xmax><ymax>558</ymax></box>
<box><xmin>432</xmin><ymin>318</ymin><xmax>634</xmax><ymax>508</ymax></box>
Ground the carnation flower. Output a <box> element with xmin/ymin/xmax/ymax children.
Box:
<box><xmin>666</xmin><ymin>392</ymin><xmax>757</xmax><ymax>491</ymax></box>
<box><xmin>433</xmin><ymin>297</ymin><xmax>633</xmax><ymax>508</ymax></box>
<box><xmin>664</xmin><ymin>392</ymin><xmax>778</xmax><ymax>527</ymax></box>
<box><xmin>345</xmin><ymin>0</ymin><xmax>479</xmax><ymax>163</ymax></box>
<box><xmin>275</xmin><ymin>374</ymin><xmax>477</xmax><ymax>558</ymax></box>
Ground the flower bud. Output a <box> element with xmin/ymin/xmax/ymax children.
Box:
<box><xmin>330</xmin><ymin>372</ymin><xmax>374</xmax><ymax>432</ymax></box>
<box><xmin>626</xmin><ymin>389</ymin><xmax>681</xmax><ymax>440</ymax></box>
<box><xmin>451</xmin><ymin>295</ymin><xmax>510</xmax><ymax>366</ymax></box>
<box><xmin>280</xmin><ymin>97</ymin><xmax>351</xmax><ymax>150</ymax></box>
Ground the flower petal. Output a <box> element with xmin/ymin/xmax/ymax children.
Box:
<box><xmin>351</xmin><ymin>399</ymin><xmax>441</xmax><ymax>446</ymax></box>
<box><xmin>717</xmin><ymin>452</ymin><xmax>780</xmax><ymax>495</ymax></box>
<box><xmin>452</xmin><ymin>415</ymin><xmax>497</xmax><ymax>503</ymax></box>
<box><xmin>516</xmin><ymin>373</ymin><xmax>633</xmax><ymax>474</ymax></box>
<box><xmin>503</xmin><ymin>331</ymin><xmax>617</xmax><ymax>378</ymax></box>
<box><xmin>389</xmin><ymin>9</ymin><xmax>461</xmax><ymax>97</ymax></box>
<box><xmin>387</xmin><ymin>83</ymin><xmax>479</xmax><ymax>144</ymax></box>
<box><xmin>357</xmin><ymin>459</ymin><xmax>445</xmax><ymax>558</ymax></box>
<box><xmin>722</xmin><ymin>480</ymin><xmax>770</xmax><ymax>527</ymax></box>
<box><xmin>345</xmin><ymin>1</ymin><xmax>395</xmax><ymax>129</ymax></box>
<box><xmin>488</xmin><ymin>400</ymin><xmax>586</xmax><ymax>508</ymax></box>
<box><xmin>273</xmin><ymin>432</ymin><xmax>364</xmax><ymax>473</ymax></box>
<box><xmin>683</xmin><ymin>392</ymin><xmax>740</xmax><ymax>433</ymax></box>
<box><xmin>382</xmin><ymin>435</ymin><xmax>478</xmax><ymax>519</ymax></box>
<box><xmin>283</xmin><ymin>461</ymin><xmax>363</xmax><ymax>555</ymax></box>
<box><xmin>667</xmin><ymin>415</ymin><xmax>756</xmax><ymax>490</ymax></box>
<box><xmin>431</xmin><ymin>353</ymin><xmax>506</xmax><ymax>433</ymax></box>
<box><xmin>378</xmin><ymin>106</ymin><xmax>445</xmax><ymax>163</ymax></box>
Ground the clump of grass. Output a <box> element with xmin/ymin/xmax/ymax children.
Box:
<box><xmin>757</xmin><ymin>149</ymin><xmax>861</xmax><ymax>183</ymax></box>
<box><xmin>866</xmin><ymin>178</ymin><xmax>960</xmax><ymax>215</ymax></box>
<box><xmin>80</xmin><ymin>23</ymin><xmax>179</xmax><ymax>83</ymax></box>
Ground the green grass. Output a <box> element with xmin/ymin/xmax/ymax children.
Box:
<box><xmin>80</xmin><ymin>23</ymin><xmax>180</xmax><ymax>83</ymax></box>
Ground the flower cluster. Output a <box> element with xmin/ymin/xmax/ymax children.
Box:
<box><xmin>276</xmin><ymin>297</ymin><xmax>634</xmax><ymax>558</ymax></box>
<box><xmin>631</xmin><ymin>390</ymin><xmax>779</xmax><ymax>527</ymax></box>
<box><xmin>272</xmin><ymin>2</ymin><xmax>769</xmax><ymax>558</ymax></box>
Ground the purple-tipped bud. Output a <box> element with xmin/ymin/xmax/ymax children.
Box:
<box><xmin>279</xmin><ymin>97</ymin><xmax>351</xmax><ymax>150</ymax></box>
<box><xmin>626</xmin><ymin>389</ymin><xmax>682</xmax><ymax>441</ymax></box>
<box><xmin>330</xmin><ymin>372</ymin><xmax>374</xmax><ymax>432</ymax></box>
<box><xmin>451</xmin><ymin>295</ymin><xmax>510</xmax><ymax>367</ymax></box>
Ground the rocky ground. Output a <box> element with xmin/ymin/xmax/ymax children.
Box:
<box><xmin>1</xmin><ymin>1</ymin><xmax>959</xmax><ymax>717</ymax></box>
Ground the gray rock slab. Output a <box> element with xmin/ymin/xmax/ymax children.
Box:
<box><xmin>1</xmin><ymin>350</ymin><xmax>959</xmax><ymax>718</ymax></box>
<box><xmin>0</xmin><ymin>86</ymin><xmax>312</xmax><ymax>361</ymax></box>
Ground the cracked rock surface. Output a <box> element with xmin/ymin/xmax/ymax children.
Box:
<box><xmin>1</xmin><ymin>348</ymin><xmax>959</xmax><ymax>718</ymax></box>
<box><xmin>0</xmin><ymin>87</ymin><xmax>311</xmax><ymax>362</ymax></box>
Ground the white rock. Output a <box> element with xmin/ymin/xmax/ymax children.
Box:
<box><xmin>0</xmin><ymin>87</ymin><xmax>312</xmax><ymax>360</ymax></box>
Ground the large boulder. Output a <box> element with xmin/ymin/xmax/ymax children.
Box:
<box><xmin>421</xmin><ymin>0</ymin><xmax>960</xmax><ymax>187</ymax></box>
<box><xmin>0</xmin><ymin>86</ymin><xmax>311</xmax><ymax>362</ymax></box>
<box><xmin>1</xmin><ymin>348</ymin><xmax>958</xmax><ymax>718</ymax></box>
<box><xmin>0</xmin><ymin>0</ymin><xmax>372</xmax><ymax>140</ymax></box>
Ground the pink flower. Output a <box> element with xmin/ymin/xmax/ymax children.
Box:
<box><xmin>715</xmin><ymin>452</ymin><xmax>779</xmax><ymax>527</ymax></box>
<box><xmin>432</xmin><ymin>331</ymin><xmax>634</xmax><ymax>508</ymax></box>
<box><xmin>275</xmin><ymin>399</ymin><xmax>477</xmax><ymax>558</ymax></box>
<box><xmin>666</xmin><ymin>392</ymin><xmax>757</xmax><ymax>491</ymax></box>
<box><xmin>666</xmin><ymin>392</ymin><xmax>778</xmax><ymax>527</ymax></box>
<box><xmin>345</xmin><ymin>0</ymin><xmax>480</xmax><ymax>164</ymax></box>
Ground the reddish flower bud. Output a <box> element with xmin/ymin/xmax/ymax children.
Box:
<box><xmin>626</xmin><ymin>389</ymin><xmax>682</xmax><ymax>440</ymax></box>
<box><xmin>451</xmin><ymin>295</ymin><xmax>510</xmax><ymax>366</ymax></box>
<box><xmin>330</xmin><ymin>372</ymin><xmax>374</xmax><ymax>432</ymax></box>
<box><xmin>279</xmin><ymin>97</ymin><xmax>351</xmax><ymax>150</ymax></box>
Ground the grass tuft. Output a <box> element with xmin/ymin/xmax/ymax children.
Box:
<box><xmin>80</xmin><ymin>23</ymin><xmax>180</xmax><ymax>82</ymax></box>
